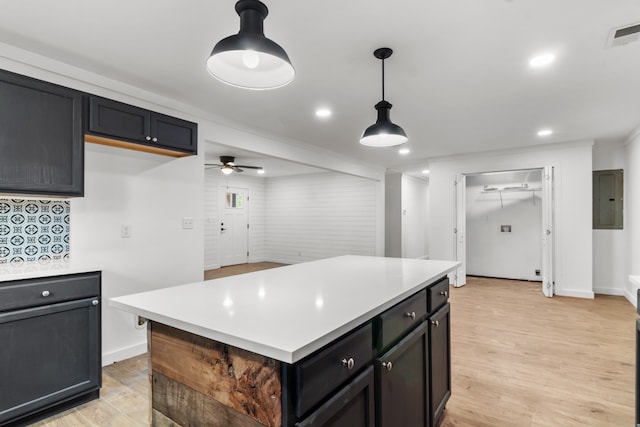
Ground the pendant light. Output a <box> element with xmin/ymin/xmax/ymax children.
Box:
<box><xmin>360</xmin><ymin>48</ymin><xmax>408</xmax><ymax>147</ymax></box>
<box><xmin>206</xmin><ymin>0</ymin><xmax>295</xmax><ymax>90</ymax></box>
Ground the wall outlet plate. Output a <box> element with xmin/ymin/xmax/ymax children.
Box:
<box><xmin>182</xmin><ymin>217</ymin><xmax>194</xmax><ymax>229</ymax></box>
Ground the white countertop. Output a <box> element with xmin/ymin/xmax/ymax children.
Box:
<box><xmin>0</xmin><ymin>259</ymin><xmax>102</xmax><ymax>282</ymax></box>
<box><xmin>110</xmin><ymin>255</ymin><xmax>459</xmax><ymax>363</ymax></box>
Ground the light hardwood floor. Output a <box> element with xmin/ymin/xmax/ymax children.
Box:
<box><xmin>34</xmin><ymin>273</ymin><xmax>636</xmax><ymax>426</ymax></box>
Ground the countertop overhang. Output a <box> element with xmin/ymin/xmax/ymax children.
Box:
<box><xmin>0</xmin><ymin>260</ymin><xmax>102</xmax><ymax>282</ymax></box>
<box><xmin>110</xmin><ymin>255</ymin><xmax>459</xmax><ymax>363</ymax></box>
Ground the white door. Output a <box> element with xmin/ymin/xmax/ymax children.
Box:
<box><xmin>541</xmin><ymin>166</ymin><xmax>555</xmax><ymax>297</ymax></box>
<box><xmin>219</xmin><ymin>186</ymin><xmax>249</xmax><ymax>267</ymax></box>
<box><xmin>453</xmin><ymin>174</ymin><xmax>466</xmax><ymax>287</ymax></box>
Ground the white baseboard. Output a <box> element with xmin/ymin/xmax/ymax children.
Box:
<box><xmin>593</xmin><ymin>287</ymin><xmax>626</xmax><ymax>296</ymax></box>
<box><xmin>102</xmin><ymin>342</ymin><xmax>147</xmax><ymax>367</ymax></box>
<box><xmin>554</xmin><ymin>289</ymin><xmax>595</xmax><ymax>299</ymax></box>
<box><xmin>625</xmin><ymin>289</ymin><xmax>637</xmax><ymax>308</ymax></box>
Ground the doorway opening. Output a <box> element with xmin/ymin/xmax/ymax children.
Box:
<box><xmin>454</xmin><ymin>167</ymin><xmax>555</xmax><ymax>297</ymax></box>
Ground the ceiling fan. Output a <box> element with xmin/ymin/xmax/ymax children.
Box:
<box><xmin>205</xmin><ymin>156</ymin><xmax>263</xmax><ymax>175</ymax></box>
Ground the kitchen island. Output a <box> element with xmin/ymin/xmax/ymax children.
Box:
<box><xmin>110</xmin><ymin>255</ymin><xmax>459</xmax><ymax>427</ymax></box>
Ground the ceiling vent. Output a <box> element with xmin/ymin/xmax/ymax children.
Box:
<box><xmin>608</xmin><ymin>23</ymin><xmax>640</xmax><ymax>47</ymax></box>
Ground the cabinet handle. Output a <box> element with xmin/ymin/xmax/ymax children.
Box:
<box><xmin>341</xmin><ymin>357</ymin><xmax>355</xmax><ymax>370</ymax></box>
<box><xmin>92</xmin><ymin>300</ymin><xmax>99</xmax><ymax>306</ymax></box>
<box><xmin>152</xmin><ymin>137</ymin><xmax>158</xmax><ymax>142</ymax></box>
<box><xmin>382</xmin><ymin>361</ymin><xmax>393</xmax><ymax>372</ymax></box>
<box><xmin>440</xmin><ymin>290</ymin><xmax>448</xmax><ymax>297</ymax></box>
<box><xmin>41</xmin><ymin>290</ymin><xmax>50</xmax><ymax>297</ymax></box>
<box><xmin>432</xmin><ymin>319</ymin><xmax>440</xmax><ymax>327</ymax></box>
<box><xmin>145</xmin><ymin>136</ymin><xmax>151</xmax><ymax>141</ymax></box>
<box><xmin>405</xmin><ymin>311</ymin><xmax>416</xmax><ymax>320</ymax></box>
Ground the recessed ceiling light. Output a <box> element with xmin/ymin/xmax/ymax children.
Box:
<box><xmin>537</xmin><ymin>129</ymin><xmax>553</xmax><ymax>137</ymax></box>
<box><xmin>422</xmin><ymin>169</ymin><xmax>430</xmax><ymax>175</ymax></box>
<box><xmin>398</xmin><ymin>148</ymin><xmax>410</xmax><ymax>155</ymax></box>
<box><xmin>529</xmin><ymin>53</ymin><xmax>555</xmax><ymax>68</ymax></box>
<box><xmin>315</xmin><ymin>108</ymin><xmax>332</xmax><ymax>118</ymax></box>
<box><xmin>257</xmin><ymin>169</ymin><xmax>265</xmax><ymax>174</ymax></box>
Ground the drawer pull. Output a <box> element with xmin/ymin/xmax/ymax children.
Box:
<box><xmin>431</xmin><ymin>319</ymin><xmax>440</xmax><ymax>327</ymax></box>
<box><xmin>440</xmin><ymin>290</ymin><xmax>448</xmax><ymax>297</ymax></box>
<box><xmin>152</xmin><ymin>137</ymin><xmax>158</xmax><ymax>142</ymax></box>
<box><xmin>41</xmin><ymin>290</ymin><xmax>50</xmax><ymax>297</ymax></box>
<box><xmin>341</xmin><ymin>357</ymin><xmax>355</xmax><ymax>370</ymax></box>
<box><xmin>92</xmin><ymin>300</ymin><xmax>100</xmax><ymax>306</ymax></box>
<box><xmin>382</xmin><ymin>361</ymin><xmax>393</xmax><ymax>372</ymax></box>
<box><xmin>145</xmin><ymin>136</ymin><xmax>151</xmax><ymax>141</ymax></box>
<box><xmin>405</xmin><ymin>311</ymin><xmax>416</xmax><ymax>320</ymax></box>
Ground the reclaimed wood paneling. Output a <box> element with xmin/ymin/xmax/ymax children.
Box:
<box><xmin>152</xmin><ymin>371</ymin><xmax>265</xmax><ymax>427</ymax></box>
<box><xmin>150</xmin><ymin>323</ymin><xmax>281</xmax><ymax>427</ymax></box>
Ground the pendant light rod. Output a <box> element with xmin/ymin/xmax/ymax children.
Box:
<box><xmin>374</xmin><ymin>47</ymin><xmax>392</xmax><ymax>100</ymax></box>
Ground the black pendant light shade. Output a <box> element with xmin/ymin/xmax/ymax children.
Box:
<box><xmin>360</xmin><ymin>48</ymin><xmax>408</xmax><ymax>147</ymax></box>
<box><xmin>206</xmin><ymin>0</ymin><xmax>295</xmax><ymax>90</ymax></box>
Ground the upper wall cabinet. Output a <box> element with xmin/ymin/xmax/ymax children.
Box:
<box><xmin>86</xmin><ymin>96</ymin><xmax>198</xmax><ymax>157</ymax></box>
<box><xmin>0</xmin><ymin>69</ymin><xmax>83</xmax><ymax>197</ymax></box>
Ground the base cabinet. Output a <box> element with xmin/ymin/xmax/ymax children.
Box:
<box><xmin>429</xmin><ymin>303</ymin><xmax>451</xmax><ymax>427</ymax></box>
<box><xmin>296</xmin><ymin>367</ymin><xmax>375</xmax><ymax>427</ymax></box>
<box><xmin>375</xmin><ymin>322</ymin><xmax>428</xmax><ymax>427</ymax></box>
<box><xmin>0</xmin><ymin>272</ymin><xmax>101</xmax><ymax>426</ymax></box>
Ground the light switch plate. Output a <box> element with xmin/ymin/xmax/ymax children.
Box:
<box><xmin>121</xmin><ymin>224</ymin><xmax>131</xmax><ymax>238</ymax></box>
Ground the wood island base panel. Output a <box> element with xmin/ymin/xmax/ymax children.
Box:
<box><xmin>150</xmin><ymin>323</ymin><xmax>281</xmax><ymax>427</ymax></box>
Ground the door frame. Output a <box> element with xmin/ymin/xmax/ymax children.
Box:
<box><xmin>453</xmin><ymin>167</ymin><xmax>555</xmax><ymax>296</ymax></box>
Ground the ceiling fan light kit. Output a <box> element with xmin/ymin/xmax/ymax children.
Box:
<box><xmin>360</xmin><ymin>47</ymin><xmax>408</xmax><ymax>147</ymax></box>
<box><xmin>206</xmin><ymin>0</ymin><xmax>295</xmax><ymax>90</ymax></box>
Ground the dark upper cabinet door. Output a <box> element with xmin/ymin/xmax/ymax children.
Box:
<box><xmin>0</xmin><ymin>70</ymin><xmax>83</xmax><ymax>196</ymax></box>
<box><xmin>151</xmin><ymin>112</ymin><xmax>198</xmax><ymax>154</ymax></box>
<box><xmin>88</xmin><ymin>96</ymin><xmax>151</xmax><ymax>142</ymax></box>
<box><xmin>375</xmin><ymin>322</ymin><xmax>428</xmax><ymax>427</ymax></box>
<box><xmin>295</xmin><ymin>366</ymin><xmax>375</xmax><ymax>427</ymax></box>
<box><xmin>429</xmin><ymin>303</ymin><xmax>451</xmax><ymax>427</ymax></box>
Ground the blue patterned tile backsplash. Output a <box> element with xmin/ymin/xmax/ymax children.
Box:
<box><xmin>0</xmin><ymin>198</ymin><xmax>70</xmax><ymax>266</ymax></box>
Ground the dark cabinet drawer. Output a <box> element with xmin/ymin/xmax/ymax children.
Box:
<box><xmin>427</xmin><ymin>277</ymin><xmax>449</xmax><ymax>313</ymax></box>
<box><xmin>294</xmin><ymin>323</ymin><xmax>373</xmax><ymax>418</ymax></box>
<box><xmin>0</xmin><ymin>272</ymin><xmax>100</xmax><ymax>312</ymax></box>
<box><xmin>375</xmin><ymin>289</ymin><xmax>427</xmax><ymax>352</ymax></box>
<box><xmin>295</xmin><ymin>366</ymin><xmax>375</xmax><ymax>427</ymax></box>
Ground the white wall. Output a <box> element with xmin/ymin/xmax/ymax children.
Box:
<box><xmin>71</xmin><ymin>144</ymin><xmax>203</xmax><ymax>365</ymax></box>
<box><xmin>625</xmin><ymin>131</ymin><xmax>640</xmax><ymax>304</ymax></box>
<box><xmin>428</xmin><ymin>141</ymin><xmax>594</xmax><ymax>298</ymax></box>
<box><xmin>204</xmin><ymin>170</ymin><xmax>266</xmax><ymax>269</ymax></box>
<box><xmin>265</xmin><ymin>172</ymin><xmax>378</xmax><ymax>264</ymax></box>
<box><xmin>385</xmin><ymin>172</ymin><xmax>402</xmax><ymax>257</ymax></box>
<box><xmin>592</xmin><ymin>140</ymin><xmax>627</xmax><ymax>296</ymax></box>
<box><xmin>401</xmin><ymin>175</ymin><xmax>429</xmax><ymax>259</ymax></box>
<box><xmin>466</xmin><ymin>174</ymin><xmax>542</xmax><ymax>281</ymax></box>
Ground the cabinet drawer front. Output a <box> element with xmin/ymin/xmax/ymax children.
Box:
<box><xmin>295</xmin><ymin>323</ymin><xmax>373</xmax><ymax>418</ymax></box>
<box><xmin>376</xmin><ymin>289</ymin><xmax>427</xmax><ymax>351</ymax></box>
<box><xmin>427</xmin><ymin>277</ymin><xmax>449</xmax><ymax>313</ymax></box>
<box><xmin>0</xmin><ymin>272</ymin><xmax>100</xmax><ymax>312</ymax></box>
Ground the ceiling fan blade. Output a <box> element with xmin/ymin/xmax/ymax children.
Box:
<box><xmin>235</xmin><ymin>165</ymin><xmax>263</xmax><ymax>169</ymax></box>
<box><xmin>234</xmin><ymin>167</ymin><xmax>245</xmax><ymax>173</ymax></box>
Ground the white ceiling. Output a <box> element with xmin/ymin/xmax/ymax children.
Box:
<box><xmin>2</xmin><ymin>0</ymin><xmax>640</xmax><ymax>172</ymax></box>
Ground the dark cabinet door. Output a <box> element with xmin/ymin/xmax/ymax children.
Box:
<box><xmin>151</xmin><ymin>112</ymin><xmax>197</xmax><ymax>154</ymax></box>
<box><xmin>429</xmin><ymin>303</ymin><xmax>451</xmax><ymax>427</ymax></box>
<box><xmin>0</xmin><ymin>70</ymin><xmax>83</xmax><ymax>196</ymax></box>
<box><xmin>296</xmin><ymin>366</ymin><xmax>375</xmax><ymax>427</ymax></box>
<box><xmin>375</xmin><ymin>322</ymin><xmax>428</xmax><ymax>427</ymax></box>
<box><xmin>88</xmin><ymin>96</ymin><xmax>151</xmax><ymax>142</ymax></box>
<box><xmin>0</xmin><ymin>297</ymin><xmax>101</xmax><ymax>425</ymax></box>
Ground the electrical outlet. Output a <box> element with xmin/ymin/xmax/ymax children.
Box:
<box><xmin>121</xmin><ymin>224</ymin><xmax>131</xmax><ymax>238</ymax></box>
<box><xmin>182</xmin><ymin>217</ymin><xmax>194</xmax><ymax>229</ymax></box>
<box><xmin>134</xmin><ymin>315</ymin><xmax>146</xmax><ymax>329</ymax></box>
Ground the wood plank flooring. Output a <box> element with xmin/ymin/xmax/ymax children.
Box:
<box><xmin>34</xmin><ymin>273</ymin><xmax>636</xmax><ymax>426</ymax></box>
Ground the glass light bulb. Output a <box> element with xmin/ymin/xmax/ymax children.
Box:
<box><xmin>242</xmin><ymin>50</ymin><xmax>260</xmax><ymax>69</ymax></box>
